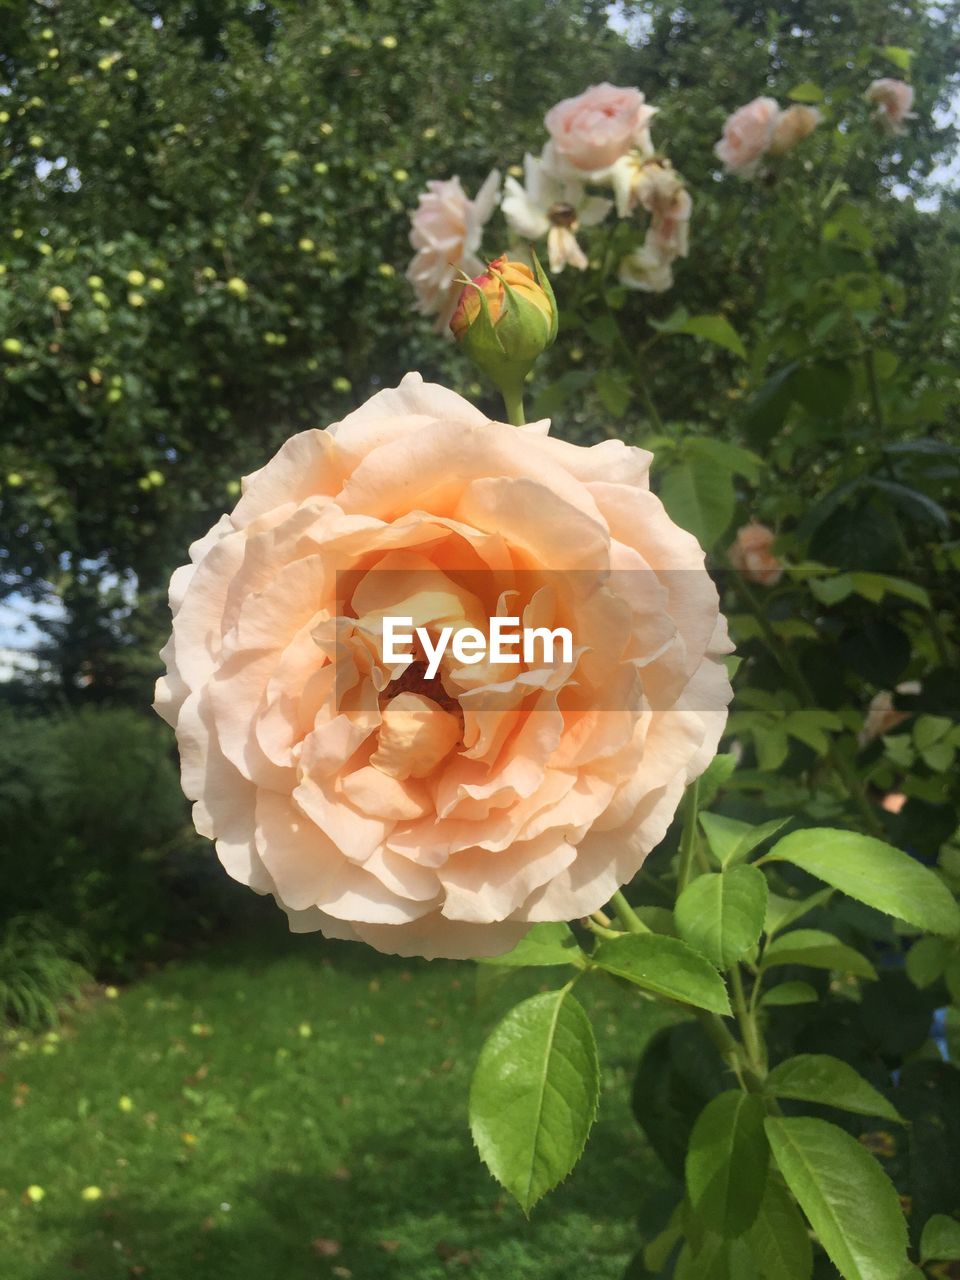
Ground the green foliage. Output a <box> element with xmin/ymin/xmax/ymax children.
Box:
<box><xmin>468</xmin><ymin>986</ymin><xmax>599</xmax><ymax>1213</ymax></box>
<box><xmin>685</xmin><ymin>1090</ymin><xmax>769</xmax><ymax>1236</ymax></box>
<box><xmin>591</xmin><ymin>933</ymin><xmax>731</xmax><ymax>1014</ymax></box>
<box><xmin>675</xmin><ymin>865</ymin><xmax>768</xmax><ymax>968</ymax></box>
<box><xmin>765</xmin><ymin>1054</ymin><xmax>903</xmax><ymax>1122</ymax></box>
<box><xmin>764</xmin><ymin>1116</ymin><xmax>909</xmax><ymax>1280</ymax></box>
<box><xmin>0</xmin><ymin>707</ymin><xmax>226</xmax><ymax>978</ymax></box>
<box><xmin>0</xmin><ymin>915</ymin><xmax>89</xmax><ymax>1029</ymax></box>
<box><xmin>764</xmin><ymin>828</ymin><xmax>960</xmax><ymax>936</ymax></box>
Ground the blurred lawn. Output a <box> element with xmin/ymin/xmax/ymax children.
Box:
<box><xmin>1</xmin><ymin>913</ymin><xmax>676</xmax><ymax>1279</ymax></box>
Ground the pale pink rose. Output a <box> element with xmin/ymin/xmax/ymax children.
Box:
<box><xmin>155</xmin><ymin>373</ymin><xmax>733</xmax><ymax>960</ymax></box>
<box><xmin>865</xmin><ymin>78</ymin><xmax>916</xmax><ymax>135</ymax></box>
<box><xmin>406</xmin><ymin>172</ymin><xmax>500</xmax><ymax>330</ymax></box>
<box><xmin>545</xmin><ymin>83</ymin><xmax>657</xmax><ymax>173</ymax></box>
<box><xmin>714</xmin><ymin>97</ymin><xmax>780</xmax><ymax>176</ymax></box>
<box><xmin>728</xmin><ymin>522</ymin><xmax>783</xmax><ymax>586</ymax></box>
<box><xmin>768</xmin><ymin>105</ymin><xmax>822</xmax><ymax>155</ymax></box>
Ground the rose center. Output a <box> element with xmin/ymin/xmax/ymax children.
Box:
<box><xmin>548</xmin><ymin>202</ymin><xmax>579</xmax><ymax>230</ymax></box>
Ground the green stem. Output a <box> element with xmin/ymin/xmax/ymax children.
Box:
<box><xmin>676</xmin><ymin>779</ymin><xmax>701</xmax><ymax>897</ymax></box>
<box><xmin>731</xmin><ymin>573</ymin><xmax>884</xmax><ymax>838</ymax></box>
<box><xmin>500</xmin><ymin>380</ymin><xmax>526</xmax><ymax>426</ymax></box>
<box><xmin>609</xmin><ymin>890</ymin><xmax>650</xmax><ymax>934</ymax></box>
<box><xmin>730</xmin><ymin>966</ymin><xmax>765</xmax><ymax>1075</ymax></box>
<box><xmin>692</xmin><ymin>1009</ymin><xmax>766</xmax><ymax>1095</ymax></box>
<box><xmin>639</xmin><ymin>380</ymin><xmax>664</xmax><ymax>434</ymax></box>
<box><xmin>583</xmin><ymin>917</ymin><xmax>623</xmax><ymax>941</ymax></box>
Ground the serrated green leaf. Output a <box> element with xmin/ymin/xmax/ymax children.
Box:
<box><xmin>760</xmin><ymin>981</ymin><xmax>819</xmax><ymax>1007</ymax></box>
<box><xmin>763</xmin><ymin>829</ymin><xmax>960</xmax><ymax>937</ymax></box>
<box><xmin>920</xmin><ymin>1213</ymin><xmax>960</xmax><ymax>1263</ymax></box>
<box><xmin>477</xmin><ymin>922</ymin><xmax>587</xmax><ymax>969</ymax></box>
<box><xmin>686</xmin><ymin>1090</ymin><xmax>769</xmax><ymax>1237</ymax></box>
<box><xmin>700</xmin><ymin>813</ymin><xmax>791</xmax><ymax>868</ymax></box>
<box><xmin>765</xmin><ymin>1116</ymin><xmax>909</xmax><ymax>1280</ymax></box>
<box><xmin>766</xmin><ymin>1054</ymin><xmax>903</xmax><ymax>1122</ymax></box>
<box><xmin>761</xmin><ymin>929</ymin><xmax>877</xmax><ymax>980</ymax></box>
<box><xmin>676</xmin><ymin>866</ymin><xmax>768</xmax><ymax>969</ymax></box>
<box><xmin>469</xmin><ymin>988</ymin><xmax>599</xmax><ymax>1213</ymax></box>
<box><xmin>592</xmin><ymin>933</ymin><xmax>731</xmax><ymax>1014</ymax></box>
<box><xmin>748</xmin><ymin>1177</ymin><xmax>813</xmax><ymax>1280</ymax></box>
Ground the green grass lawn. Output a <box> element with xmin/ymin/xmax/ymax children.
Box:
<box><xmin>0</xmin><ymin>909</ymin><xmax>676</xmax><ymax>1279</ymax></box>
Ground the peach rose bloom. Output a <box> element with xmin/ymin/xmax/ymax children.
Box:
<box><xmin>406</xmin><ymin>172</ymin><xmax>500</xmax><ymax>330</ymax></box>
<box><xmin>545</xmin><ymin>83</ymin><xmax>657</xmax><ymax>173</ymax></box>
<box><xmin>155</xmin><ymin>375</ymin><xmax>732</xmax><ymax>960</ymax></box>
<box><xmin>728</xmin><ymin>522</ymin><xmax>783</xmax><ymax>587</ymax></box>
<box><xmin>768</xmin><ymin>105</ymin><xmax>822</xmax><ymax>155</ymax></box>
<box><xmin>865</xmin><ymin>78</ymin><xmax>916</xmax><ymax>135</ymax></box>
<box><xmin>714</xmin><ymin>97</ymin><xmax>780</xmax><ymax>176</ymax></box>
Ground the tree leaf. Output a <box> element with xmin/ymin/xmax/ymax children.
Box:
<box><xmin>761</xmin><ymin>929</ymin><xmax>877</xmax><ymax>980</ymax></box>
<box><xmin>766</xmin><ymin>1054</ymin><xmax>903</xmax><ymax>1122</ymax></box>
<box><xmin>700</xmin><ymin>813</ymin><xmax>791</xmax><ymax>868</ymax></box>
<box><xmin>760</xmin><ymin>981</ymin><xmax>819</xmax><ymax>1007</ymax></box>
<box><xmin>787</xmin><ymin>80</ymin><xmax>823</xmax><ymax>102</ymax></box>
<box><xmin>747</xmin><ymin>1177</ymin><xmax>813</xmax><ymax>1280</ymax></box>
<box><xmin>477</xmin><ymin>923</ymin><xmax>587</xmax><ymax>969</ymax></box>
<box><xmin>765</xmin><ymin>1116</ymin><xmax>910</xmax><ymax>1280</ymax></box>
<box><xmin>763</xmin><ymin>829</ymin><xmax>960</xmax><ymax>937</ymax></box>
<box><xmin>920</xmin><ymin>1214</ymin><xmax>960</xmax><ymax>1263</ymax></box>
<box><xmin>659</xmin><ymin>456</ymin><xmax>735</xmax><ymax>549</ymax></box>
<box><xmin>686</xmin><ymin>1090</ymin><xmax>769</xmax><ymax>1237</ymax></box>
<box><xmin>651</xmin><ymin>312</ymin><xmax>747</xmax><ymax>359</ymax></box>
<box><xmin>592</xmin><ymin>933</ymin><xmax>731</xmax><ymax>1014</ymax></box>
<box><xmin>675</xmin><ymin>866</ymin><xmax>768</xmax><ymax>969</ymax></box>
<box><xmin>469</xmin><ymin>988</ymin><xmax>599</xmax><ymax>1213</ymax></box>
<box><xmin>881</xmin><ymin>44</ymin><xmax>913</xmax><ymax>71</ymax></box>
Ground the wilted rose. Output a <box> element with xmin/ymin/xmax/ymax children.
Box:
<box><xmin>545</xmin><ymin>83</ymin><xmax>656</xmax><ymax>173</ymax></box>
<box><xmin>714</xmin><ymin>97</ymin><xmax>780</xmax><ymax>176</ymax></box>
<box><xmin>768</xmin><ymin>104</ymin><xmax>822</xmax><ymax>155</ymax></box>
<box><xmin>728</xmin><ymin>522</ymin><xmax>783</xmax><ymax>586</ymax></box>
<box><xmin>865</xmin><ymin>78</ymin><xmax>916</xmax><ymax>135</ymax></box>
<box><xmin>155</xmin><ymin>374</ymin><xmax>732</xmax><ymax>960</ymax></box>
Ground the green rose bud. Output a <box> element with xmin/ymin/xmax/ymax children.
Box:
<box><xmin>450</xmin><ymin>255</ymin><xmax>557</xmax><ymax>424</ymax></box>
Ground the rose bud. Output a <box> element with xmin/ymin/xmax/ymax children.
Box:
<box><xmin>450</xmin><ymin>255</ymin><xmax>557</xmax><ymax>422</ymax></box>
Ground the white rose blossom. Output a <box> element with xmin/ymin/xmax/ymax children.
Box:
<box><xmin>502</xmin><ymin>147</ymin><xmax>613</xmax><ymax>274</ymax></box>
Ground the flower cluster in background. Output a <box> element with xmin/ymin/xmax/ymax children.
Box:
<box><xmin>406</xmin><ymin>81</ymin><xmax>695</xmax><ymax>324</ymax></box>
<box><xmin>407</xmin><ymin>74</ymin><xmax>918</xmax><ymax>326</ymax></box>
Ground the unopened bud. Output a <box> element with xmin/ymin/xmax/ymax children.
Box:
<box><xmin>450</xmin><ymin>256</ymin><xmax>557</xmax><ymax>410</ymax></box>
